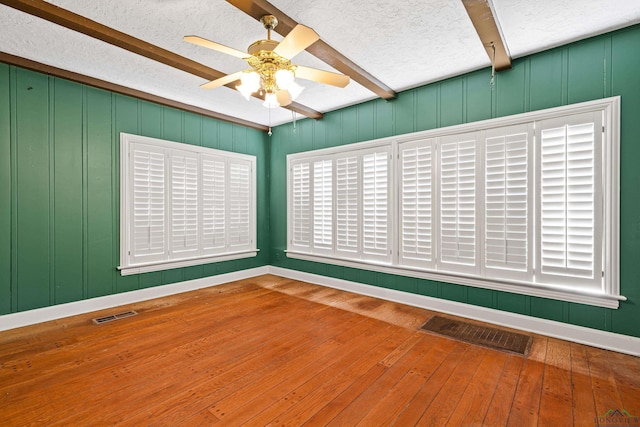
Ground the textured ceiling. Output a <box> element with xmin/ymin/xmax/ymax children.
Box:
<box><xmin>1</xmin><ymin>0</ymin><xmax>639</xmax><ymax>128</ymax></box>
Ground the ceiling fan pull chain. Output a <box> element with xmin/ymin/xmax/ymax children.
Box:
<box><xmin>292</xmin><ymin>111</ymin><xmax>297</xmax><ymax>133</ymax></box>
<box><xmin>490</xmin><ymin>42</ymin><xmax>496</xmax><ymax>88</ymax></box>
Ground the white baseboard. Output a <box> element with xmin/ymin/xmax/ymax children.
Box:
<box><xmin>2</xmin><ymin>264</ymin><xmax>638</xmax><ymax>357</ymax></box>
<box><xmin>268</xmin><ymin>266</ymin><xmax>640</xmax><ymax>357</ymax></box>
<box><xmin>0</xmin><ymin>266</ymin><xmax>269</xmax><ymax>332</ymax></box>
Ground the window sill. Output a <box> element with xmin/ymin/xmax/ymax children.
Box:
<box><xmin>119</xmin><ymin>250</ymin><xmax>259</xmax><ymax>276</ymax></box>
<box><xmin>285</xmin><ymin>251</ymin><xmax>625</xmax><ymax>309</ymax></box>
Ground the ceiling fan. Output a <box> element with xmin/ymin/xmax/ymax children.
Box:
<box><xmin>184</xmin><ymin>15</ymin><xmax>350</xmax><ymax>109</ymax></box>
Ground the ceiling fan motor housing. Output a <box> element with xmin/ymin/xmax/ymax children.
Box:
<box><xmin>246</xmin><ymin>46</ymin><xmax>293</xmax><ymax>93</ymax></box>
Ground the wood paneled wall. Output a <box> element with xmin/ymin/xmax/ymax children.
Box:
<box><xmin>269</xmin><ymin>25</ymin><xmax>640</xmax><ymax>339</ymax></box>
<box><xmin>0</xmin><ymin>67</ymin><xmax>270</xmax><ymax>314</ymax></box>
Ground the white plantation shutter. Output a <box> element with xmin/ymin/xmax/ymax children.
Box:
<box><xmin>201</xmin><ymin>156</ymin><xmax>226</xmax><ymax>252</ymax></box>
<box><xmin>131</xmin><ymin>145</ymin><xmax>166</xmax><ymax>264</ymax></box>
<box><xmin>291</xmin><ymin>161</ymin><xmax>311</xmax><ymax>250</ymax></box>
<box><xmin>170</xmin><ymin>153</ymin><xmax>199</xmax><ymax>257</ymax></box>
<box><xmin>336</xmin><ymin>155</ymin><xmax>359</xmax><ymax>255</ymax></box>
<box><xmin>484</xmin><ymin>125</ymin><xmax>532</xmax><ymax>279</ymax></box>
<box><xmin>538</xmin><ymin>112</ymin><xmax>602</xmax><ymax>287</ymax></box>
<box><xmin>228</xmin><ymin>159</ymin><xmax>252</xmax><ymax>250</ymax></box>
<box><xmin>313</xmin><ymin>159</ymin><xmax>333</xmax><ymax>252</ymax></box>
<box><xmin>399</xmin><ymin>139</ymin><xmax>435</xmax><ymax>268</ymax></box>
<box><xmin>285</xmin><ymin>98</ymin><xmax>619</xmax><ymax>305</ymax></box>
<box><xmin>362</xmin><ymin>148</ymin><xmax>391</xmax><ymax>262</ymax></box>
<box><xmin>121</xmin><ymin>133</ymin><xmax>256</xmax><ymax>275</ymax></box>
<box><xmin>439</xmin><ymin>134</ymin><xmax>477</xmax><ymax>272</ymax></box>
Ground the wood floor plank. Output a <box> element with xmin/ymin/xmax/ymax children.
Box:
<box><xmin>507</xmin><ymin>339</ymin><xmax>548</xmax><ymax>427</ymax></box>
<box><xmin>235</xmin><ymin>327</ymin><xmax>414</xmax><ymax>426</ymax></box>
<box><xmin>265</xmin><ymin>280</ymin><xmax>431</xmax><ymax>329</ymax></box>
<box><xmin>200</xmin><ymin>319</ymin><xmax>402</xmax><ymax>424</ymax></box>
<box><xmin>4</xmin><ymin>294</ymin><xmax>315</xmax><ymax>425</ymax></box>
<box><xmin>391</xmin><ymin>341</ymin><xmax>469</xmax><ymax>425</ymax></box>
<box><xmin>606</xmin><ymin>348</ymin><xmax>640</xmax><ymax>416</ymax></box>
<box><xmin>571</xmin><ymin>343</ymin><xmax>599</xmax><ymax>426</ymax></box>
<box><xmin>444</xmin><ymin>349</ymin><xmax>508</xmax><ymax>426</ymax></box>
<box><xmin>538</xmin><ymin>338</ymin><xmax>574</xmax><ymax>426</ymax></box>
<box><xmin>323</xmin><ymin>334</ymin><xmax>436</xmax><ymax>426</ymax></box>
<box><xmin>481</xmin><ymin>354</ymin><xmax>525</xmax><ymax>426</ymax></box>
<box><xmin>0</xmin><ymin>285</ymin><xmax>276</xmax><ymax>375</ymax></box>
<box><xmin>281</xmin><ymin>333</ymin><xmax>431</xmax><ymax>426</ymax></box>
<box><xmin>414</xmin><ymin>345</ymin><xmax>487</xmax><ymax>426</ymax></box>
<box><xmin>587</xmin><ymin>346</ymin><xmax>626</xmax><ymax>419</ymax></box>
<box><xmin>0</xmin><ymin>290</ymin><xmax>294</xmax><ymax>409</ymax></box>
<box><xmin>127</xmin><ymin>309</ymin><xmax>371</xmax><ymax>425</ymax></box>
<box><xmin>92</xmin><ymin>309</ymin><xmax>342</xmax><ymax>425</ymax></box>
<box><xmin>300</xmin><ymin>336</ymin><xmax>432</xmax><ymax>426</ymax></box>
<box><xmin>0</xmin><ymin>275</ymin><xmax>638</xmax><ymax>427</ymax></box>
<box><xmin>356</xmin><ymin>335</ymin><xmax>457</xmax><ymax>426</ymax></box>
<box><xmin>57</xmin><ymin>297</ymin><xmax>342</xmax><ymax>425</ymax></box>
<box><xmin>505</xmin><ymin>337</ymin><xmax>548</xmax><ymax>427</ymax></box>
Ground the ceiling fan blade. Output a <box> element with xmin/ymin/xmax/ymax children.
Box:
<box><xmin>295</xmin><ymin>66</ymin><xmax>350</xmax><ymax>88</ymax></box>
<box><xmin>273</xmin><ymin>24</ymin><xmax>320</xmax><ymax>59</ymax></box>
<box><xmin>276</xmin><ymin>90</ymin><xmax>293</xmax><ymax>107</ymax></box>
<box><xmin>200</xmin><ymin>71</ymin><xmax>244</xmax><ymax>89</ymax></box>
<box><xmin>184</xmin><ymin>35</ymin><xmax>249</xmax><ymax>59</ymax></box>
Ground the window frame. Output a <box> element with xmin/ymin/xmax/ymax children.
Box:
<box><xmin>119</xmin><ymin>133</ymin><xmax>257</xmax><ymax>276</ymax></box>
<box><xmin>286</xmin><ymin>97</ymin><xmax>623</xmax><ymax>308</ymax></box>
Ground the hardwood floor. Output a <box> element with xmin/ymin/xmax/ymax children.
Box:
<box><xmin>1</xmin><ymin>275</ymin><xmax>638</xmax><ymax>426</ymax></box>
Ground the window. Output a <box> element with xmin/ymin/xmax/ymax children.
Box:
<box><xmin>399</xmin><ymin>138</ymin><xmax>435</xmax><ymax>269</ymax></box>
<box><xmin>286</xmin><ymin>97</ymin><xmax>622</xmax><ymax>308</ymax></box>
<box><xmin>537</xmin><ymin>113</ymin><xmax>602</xmax><ymax>290</ymax></box>
<box><xmin>289</xmin><ymin>145</ymin><xmax>392</xmax><ymax>264</ymax></box>
<box><xmin>483</xmin><ymin>124</ymin><xmax>532</xmax><ymax>280</ymax></box>
<box><xmin>119</xmin><ymin>133</ymin><xmax>257</xmax><ymax>275</ymax></box>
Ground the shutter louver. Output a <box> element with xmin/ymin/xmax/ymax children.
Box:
<box><xmin>336</xmin><ymin>156</ymin><xmax>359</xmax><ymax>254</ymax></box>
<box><xmin>440</xmin><ymin>137</ymin><xmax>476</xmax><ymax>269</ymax></box>
<box><xmin>132</xmin><ymin>146</ymin><xmax>166</xmax><ymax>262</ymax></box>
<box><xmin>313</xmin><ymin>159</ymin><xmax>333</xmax><ymax>251</ymax></box>
<box><xmin>362</xmin><ymin>150</ymin><xmax>390</xmax><ymax>260</ymax></box>
<box><xmin>291</xmin><ymin>161</ymin><xmax>311</xmax><ymax>248</ymax></box>
<box><xmin>485</xmin><ymin>130</ymin><xmax>529</xmax><ymax>273</ymax></box>
<box><xmin>541</xmin><ymin>119</ymin><xmax>596</xmax><ymax>279</ymax></box>
<box><xmin>170</xmin><ymin>154</ymin><xmax>199</xmax><ymax>256</ymax></box>
<box><xmin>228</xmin><ymin>161</ymin><xmax>251</xmax><ymax>249</ymax></box>
<box><xmin>202</xmin><ymin>157</ymin><xmax>225</xmax><ymax>251</ymax></box>
<box><xmin>400</xmin><ymin>141</ymin><xmax>434</xmax><ymax>267</ymax></box>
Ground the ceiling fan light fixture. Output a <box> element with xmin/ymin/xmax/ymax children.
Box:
<box><xmin>275</xmin><ymin>68</ymin><xmax>295</xmax><ymax>90</ymax></box>
<box><xmin>287</xmin><ymin>81</ymin><xmax>304</xmax><ymax>101</ymax></box>
<box><xmin>263</xmin><ymin>92</ymin><xmax>280</xmax><ymax>109</ymax></box>
<box><xmin>237</xmin><ymin>84</ymin><xmax>253</xmax><ymax>101</ymax></box>
<box><xmin>237</xmin><ymin>71</ymin><xmax>261</xmax><ymax>100</ymax></box>
<box><xmin>241</xmin><ymin>71</ymin><xmax>261</xmax><ymax>91</ymax></box>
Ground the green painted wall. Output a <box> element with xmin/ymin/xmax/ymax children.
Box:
<box><xmin>0</xmin><ymin>66</ymin><xmax>270</xmax><ymax>314</ymax></box>
<box><xmin>269</xmin><ymin>24</ymin><xmax>640</xmax><ymax>338</ymax></box>
<box><xmin>2</xmin><ymin>25</ymin><xmax>639</xmax><ymax>340</ymax></box>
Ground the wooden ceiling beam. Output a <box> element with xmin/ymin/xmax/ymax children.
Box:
<box><xmin>1</xmin><ymin>0</ymin><xmax>224</xmax><ymax>82</ymax></box>
<box><xmin>0</xmin><ymin>51</ymin><xmax>269</xmax><ymax>132</ymax></box>
<box><xmin>461</xmin><ymin>0</ymin><xmax>512</xmax><ymax>71</ymax></box>
<box><xmin>227</xmin><ymin>0</ymin><xmax>397</xmax><ymax>100</ymax></box>
<box><xmin>1</xmin><ymin>0</ymin><xmax>323</xmax><ymax>124</ymax></box>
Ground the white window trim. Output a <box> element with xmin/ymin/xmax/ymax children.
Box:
<box><xmin>119</xmin><ymin>133</ymin><xmax>258</xmax><ymax>276</ymax></box>
<box><xmin>286</xmin><ymin>97</ymin><xmax>623</xmax><ymax>309</ymax></box>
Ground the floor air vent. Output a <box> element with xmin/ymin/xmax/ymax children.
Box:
<box><xmin>420</xmin><ymin>315</ymin><xmax>533</xmax><ymax>356</ymax></box>
<box><xmin>92</xmin><ymin>310</ymin><xmax>138</xmax><ymax>325</ymax></box>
